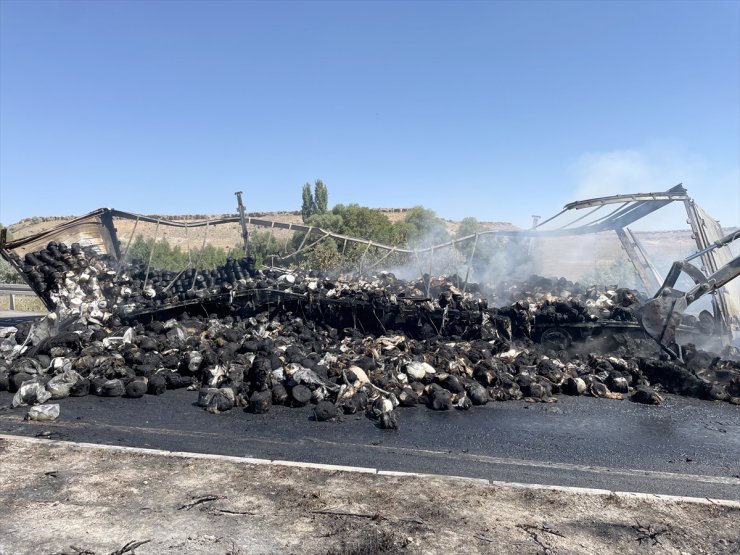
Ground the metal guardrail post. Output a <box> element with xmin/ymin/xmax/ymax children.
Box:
<box><xmin>0</xmin><ymin>283</ymin><xmax>37</xmax><ymax>312</ymax></box>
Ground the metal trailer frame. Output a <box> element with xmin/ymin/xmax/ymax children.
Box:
<box><xmin>522</xmin><ymin>184</ymin><xmax>738</xmax><ymax>342</ymax></box>
<box><xmin>0</xmin><ymin>209</ymin><xmax>121</xmax><ymax>312</ymax></box>
<box><xmin>1</xmin><ymin>184</ymin><xmax>735</xmax><ymax>342</ymax></box>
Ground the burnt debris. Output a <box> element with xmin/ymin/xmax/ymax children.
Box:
<box><xmin>0</xmin><ymin>241</ymin><xmax>738</xmax><ymax>429</ymax></box>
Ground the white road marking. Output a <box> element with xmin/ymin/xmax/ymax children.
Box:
<box><xmin>299</xmin><ymin>436</ymin><xmax>740</xmax><ymax>487</ymax></box>
<box><xmin>0</xmin><ymin>416</ymin><xmax>737</xmax><ymax>487</ymax></box>
<box><xmin>1</xmin><ymin>433</ymin><xmax>737</xmax><ymax>508</ymax></box>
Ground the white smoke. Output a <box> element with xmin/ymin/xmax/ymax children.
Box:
<box><xmin>571</xmin><ymin>143</ymin><xmax>739</xmax><ymax>230</ymax></box>
<box><xmin>365</xmin><ymin>144</ymin><xmax>738</xmax><ymax>300</ymax></box>
<box><xmin>378</xmin><ymin>230</ymin><xmax>544</xmax><ymax>302</ymax></box>
<box><xmin>383</xmin><ymin>228</ymin><xmax>464</xmax><ymax>282</ymax></box>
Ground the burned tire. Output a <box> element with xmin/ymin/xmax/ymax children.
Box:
<box><xmin>539</xmin><ymin>327</ymin><xmax>572</xmax><ymax>351</ymax></box>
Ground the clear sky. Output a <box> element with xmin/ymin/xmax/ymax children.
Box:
<box><xmin>1</xmin><ymin>0</ymin><xmax>738</xmax><ymax>230</ymax></box>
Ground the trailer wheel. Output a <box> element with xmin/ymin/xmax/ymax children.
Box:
<box><xmin>540</xmin><ymin>327</ymin><xmax>572</xmax><ymax>351</ymax></box>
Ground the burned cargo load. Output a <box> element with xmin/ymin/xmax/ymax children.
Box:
<box><xmin>1</xmin><ymin>188</ymin><xmax>738</xmax><ymax>428</ymax></box>
<box><xmin>1</xmin><ymin>239</ymin><xmax>739</xmax><ymax>430</ymax></box>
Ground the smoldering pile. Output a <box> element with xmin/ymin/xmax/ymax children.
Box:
<box><xmin>1</xmin><ymin>242</ymin><xmax>739</xmax><ymax>428</ymax></box>
<box><xmin>4</xmin><ymin>241</ymin><xmax>259</xmax><ymax>320</ymax></box>
<box><xmin>5</xmin><ymin>241</ymin><xmax>485</xmax><ymax>322</ymax></box>
<box><xmin>497</xmin><ymin>274</ymin><xmax>645</xmax><ymax>321</ymax></box>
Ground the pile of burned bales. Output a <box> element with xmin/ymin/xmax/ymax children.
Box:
<box><xmin>0</xmin><ymin>242</ymin><xmax>739</xmax><ymax>428</ymax></box>
<box><xmin>497</xmin><ymin>274</ymin><xmax>645</xmax><ymax>321</ymax></box>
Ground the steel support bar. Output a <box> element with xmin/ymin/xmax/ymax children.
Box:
<box><xmin>683</xmin><ymin>198</ymin><xmax>731</xmax><ymax>337</ymax></box>
<box><xmin>235</xmin><ymin>191</ymin><xmax>250</xmax><ymax>257</ymax></box>
<box><xmin>564</xmin><ymin>185</ymin><xmax>688</xmax><ymax>210</ymax></box>
<box><xmin>615</xmin><ymin>227</ymin><xmax>662</xmax><ymax>292</ymax></box>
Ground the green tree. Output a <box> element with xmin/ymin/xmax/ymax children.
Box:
<box><xmin>250</xmin><ymin>230</ymin><xmax>282</xmax><ymax>267</ymax></box>
<box><xmin>295</xmin><ymin>204</ymin><xmax>396</xmax><ymax>255</ymax></box>
<box><xmin>457</xmin><ymin>217</ymin><xmax>482</xmax><ymax>239</ymax></box>
<box><xmin>301</xmin><ymin>183</ymin><xmax>315</xmax><ymax>222</ymax></box>
<box><xmin>580</xmin><ymin>252</ymin><xmax>643</xmax><ymax>291</ymax></box>
<box><xmin>301</xmin><ymin>180</ymin><xmax>330</xmax><ymax>222</ymax></box>
<box><xmin>306</xmin><ymin>211</ymin><xmax>344</xmax><ymax>233</ymax></box>
<box><xmin>304</xmin><ymin>237</ymin><xmax>342</xmax><ymax>271</ymax></box>
<box><xmin>454</xmin><ymin>217</ymin><xmax>484</xmax><ymax>262</ymax></box>
<box><xmin>314</xmin><ymin>180</ymin><xmax>328</xmax><ymax>213</ymax></box>
<box><xmin>290</xmin><ymin>212</ymin><xmax>343</xmax><ymax>262</ymax></box>
<box><xmin>333</xmin><ymin>204</ymin><xmax>396</xmax><ymax>244</ymax></box>
<box><xmin>0</xmin><ymin>223</ymin><xmax>23</xmax><ymax>284</ymax></box>
<box><xmin>126</xmin><ymin>234</ymin><xmax>245</xmax><ymax>272</ymax></box>
<box><xmin>400</xmin><ymin>206</ymin><xmax>450</xmax><ymax>247</ymax></box>
<box><xmin>331</xmin><ymin>205</ymin><xmax>398</xmax><ymax>269</ymax></box>
<box><xmin>290</xmin><ymin>203</ymin><xmax>405</xmax><ymax>271</ymax></box>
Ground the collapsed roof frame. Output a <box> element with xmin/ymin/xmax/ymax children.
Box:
<box><xmin>0</xmin><ymin>184</ymin><xmax>691</xmax><ymax>272</ymax></box>
<box><xmin>522</xmin><ymin>184</ymin><xmax>738</xmax><ymax>337</ymax></box>
<box><xmin>528</xmin><ymin>184</ymin><xmax>692</xmax><ymax>293</ymax></box>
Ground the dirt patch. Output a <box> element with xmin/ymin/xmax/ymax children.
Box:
<box><xmin>0</xmin><ymin>436</ymin><xmax>737</xmax><ymax>555</ymax></box>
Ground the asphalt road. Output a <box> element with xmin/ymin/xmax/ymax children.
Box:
<box><xmin>0</xmin><ymin>388</ymin><xmax>738</xmax><ymax>501</ymax></box>
<box><xmin>0</xmin><ymin>312</ymin><xmax>46</xmax><ymax>326</ymax></box>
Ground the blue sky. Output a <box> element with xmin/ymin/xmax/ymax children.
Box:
<box><xmin>1</xmin><ymin>0</ymin><xmax>738</xmax><ymax>229</ymax></box>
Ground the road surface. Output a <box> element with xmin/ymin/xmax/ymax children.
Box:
<box><xmin>0</xmin><ymin>312</ymin><xmax>46</xmax><ymax>326</ymax></box>
<box><xmin>0</xmin><ymin>389</ymin><xmax>737</xmax><ymax>500</ymax></box>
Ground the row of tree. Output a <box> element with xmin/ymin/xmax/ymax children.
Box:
<box><xmin>294</xmin><ymin>180</ymin><xmax>456</xmax><ymax>270</ymax></box>
<box><xmin>0</xmin><ymin>192</ymin><xmax>529</xmax><ymax>282</ymax></box>
<box><xmin>119</xmin><ymin>183</ymin><xmax>483</xmax><ymax>274</ymax></box>
<box><xmin>124</xmin><ymin>230</ymin><xmax>283</xmax><ymax>271</ymax></box>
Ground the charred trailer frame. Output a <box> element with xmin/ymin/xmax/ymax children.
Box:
<box><xmin>1</xmin><ymin>186</ymin><xmax>736</xmax><ymax>351</ymax></box>
<box><xmin>524</xmin><ymin>184</ymin><xmax>739</xmax><ymax>348</ymax></box>
<box><xmin>0</xmin><ymin>209</ymin><xmax>122</xmax><ymax>312</ymax></box>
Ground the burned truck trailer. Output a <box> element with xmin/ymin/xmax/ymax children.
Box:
<box><xmin>506</xmin><ymin>185</ymin><xmax>739</xmax><ymax>352</ymax></box>
<box><xmin>0</xmin><ymin>185</ymin><xmax>737</xmax><ymax>352</ymax></box>
<box><xmin>1</xmin><ymin>190</ymin><xmax>739</xmax><ymax>428</ymax></box>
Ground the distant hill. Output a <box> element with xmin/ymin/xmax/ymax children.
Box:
<box><xmin>7</xmin><ymin>208</ymin><xmax>519</xmax><ymax>251</ymax></box>
<box><xmin>7</xmin><ymin>210</ymin><xmax>735</xmax><ymax>288</ymax></box>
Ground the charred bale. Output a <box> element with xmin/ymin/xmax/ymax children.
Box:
<box><xmin>249</xmin><ymin>390</ymin><xmax>272</xmax><ymax>414</ymax></box>
<box><xmin>639</xmin><ymin>359</ymin><xmax>710</xmax><ymax>398</ymax></box>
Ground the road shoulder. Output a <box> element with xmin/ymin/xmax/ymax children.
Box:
<box><xmin>0</xmin><ymin>435</ymin><xmax>737</xmax><ymax>555</ymax></box>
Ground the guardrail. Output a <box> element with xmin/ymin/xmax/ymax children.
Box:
<box><xmin>0</xmin><ymin>283</ymin><xmax>37</xmax><ymax>311</ymax></box>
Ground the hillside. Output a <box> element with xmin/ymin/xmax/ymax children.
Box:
<box><xmin>7</xmin><ymin>209</ymin><xmax>520</xmax><ymax>251</ymax></box>
<box><xmin>6</xmin><ymin>209</ymin><xmax>735</xmax><ymax>288</ymax></box>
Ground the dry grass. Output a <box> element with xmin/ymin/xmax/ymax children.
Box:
<box><xmin>0</xmin><ymin>295</ymin><xmax>46</xmax><ymax>312</ymax></box>
<box><xmin>0</xmin><ymin>436</ymin><xmax>738</xmax><ymax>555</ymax></box>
